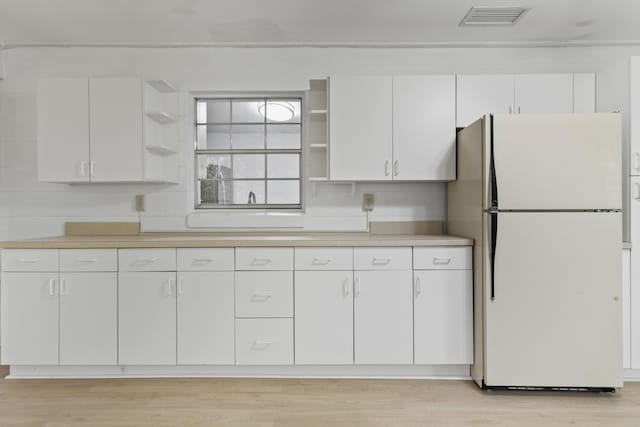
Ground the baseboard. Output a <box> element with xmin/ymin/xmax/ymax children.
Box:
<box><xmin>6</xmin><ymin>364</ymin><xmax>471</xmax><ymax>380</ymax></box>
<box><xmin>624</xmin><ymin>369</ymin><xmax>640</xmax><ymax>381</ymax></box>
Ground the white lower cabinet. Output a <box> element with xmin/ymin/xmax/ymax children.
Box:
<box><xmin>177</xmin><ymin>272</ymin><xmax>235</xmax><ymax>365</ymax></box>
<box><xmin>118</xmin><ymin>272</ymin><xmax>177</xmax><ymax>365</ymax></box>
<box><xmin>60</xmin><ymin>272</ymin><xmax>117</xmax><ymax>365</ymax></box>
<box><xmin>354</xmin><ymin>270</ymin><xmax>413</xmax><ymax>364</ymax></box>
<box><xmin>294</xmin><ymin>271</ymin><xmax>354</xmax><ymax>365</ymax></box>
<box><xmin>413</xmin><ymin>270</ymin><xmax>473</xmax><ymax>364</ymax></box>
<box><xmin>236</xmin><ymin>318</ymin><xmax>294</xmax><ymax>365</ymax></box>
<box><xmin>0</xmin><ymin>272</ymin><xmax>59</xmax><ymax>365</ymax></box>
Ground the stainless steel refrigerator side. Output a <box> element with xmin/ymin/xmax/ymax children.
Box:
<box><xmin>447</xmin><ymin>116</ymin><xmax>489</xmax><ymax>386</ymax></box>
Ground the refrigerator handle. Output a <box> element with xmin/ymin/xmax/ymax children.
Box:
<box><xmin>490</xmin><ymin>212</ymin><xmax>498</xmax><ymax>301</ymax></box>
<box><xmin>490</xmin><ymin>115</ymin><xmax>498</xmax><ymax>209</ymax></box>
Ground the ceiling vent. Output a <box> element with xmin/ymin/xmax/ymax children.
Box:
<box><xmin>460</xmin><ymin>7</ymin><xmax>528</xmax><ymax>26</ymax></box>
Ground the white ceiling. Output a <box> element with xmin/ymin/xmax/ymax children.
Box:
<box><xmin>1</xmin><ymin>0</ymin><xmax>640</xmax><ymax>46</ymax></box>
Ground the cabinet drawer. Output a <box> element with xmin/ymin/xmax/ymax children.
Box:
<box><xmin>118</xmin><ymin>249</ymin><xmax>176</xmax><ymax>271</ymax></box>
<box><xmin>295</xmin><ymin>248</ymin><xmax>353</xmax><ymax>270</ymax></box>
<box><xmin>1</xmin><ymin>249</ymin><xmax>59</xmax><ymax>271</ymax></box>
<box><xmin>235</xmin><ymin>318</ymin><xmax>293</xmax><ymax>365</ymax></box>
<box><xmin>354</xmin><ymin>247</ymin><xmax>412</xmax><ymax>270</ymax></box>
<box><xmin>413</xmin><ymin>247</ymin><xmax>472</xmax><ymax>270</ymax></box>
<box><xmin>235</xmin><ymin>272</ymin><xmax>293</xmax><ymax>318</ymax></box>
<box><xmin>235</xmin><ymin>248</ymin><xmax>293</xmax><ymax>271</ymax></box>
<box><xmin>60</xmin><ymin>249</ymin><xmax>117</xmax><ymax>272</ymax></box>
<box><xmin>177</xmin><ymin>248</ymin><xmax>234</xmax><ymax>271</ymax></box>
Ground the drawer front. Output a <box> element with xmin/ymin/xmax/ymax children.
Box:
<box><xmin>295</xmin><ymin>248</ymin><xmax>353</xmax><ymax>270</ymax></box>
<box><xmin>60</xmin><ymin>249</ymin><xmax>117</xmax><ymax>272</ymax></box>
<box><xmin>118</xmin><ymin>249</ymin><xmax>176</xmax><ymax>272</ymax></box>
<box><xmin>413</xmin><ymin>247</ymin><xmax>472</xmax><ymax>270</ymax></box>
<box><xmin>235</xmin><ymin>248</ymin><xmax>293</xmax><ymax>271</ymax></box>
<box><xmin>235</xmin><ymin>318</ymin><xmax>293</xmax><ymax>365</ymax></box>
<box><xmin>1</xmin><ymin>249</ymin><xmax>59</xmax><ymax>271</ymax></box>
<box><xmin>354</xmin><ymin>247</ymin><xmax>412</xmax><ymax>270</ymax></box>
<box><xmin>177</xmin><ymin>248</ymin><xmax>234</xmax><ymax>271</ymax></box>
<box><xmin>235</xmin><ymin>271</ymin><xmax>293</xmax><ymax>318</ymax></box>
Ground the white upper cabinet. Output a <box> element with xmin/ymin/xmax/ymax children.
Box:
<box><xmin>37</xmin><ymin>79</ymin><xmax>90</xmax><ymax>182</ymax></box>
<box><xmin>392</xmin><ymin>75</ymin><xmax>456</xmax><ymax>181</ymax></box>
<box><xmin>456</xmin><ymin>73</ymin><xmax>595</xmax><ymax>127</ymax></box>
<box><xmin>37</xmin><ymin>78</ymin><xmax>178</xmax><ymax>183</ymax></box>
<box><xmin>329</xmin><ymin>75</ymin><xmax>393</xmax><ymax>181</ymax></box>
<box><xmin>329</xmin><ymin>75</ymin><xmax>456</xmax><ymax>181</ymax></box>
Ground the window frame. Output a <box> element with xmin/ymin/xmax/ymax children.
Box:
<box><xmin>193</xmin><ymin>95</ymin><xmax>303</xmax><ymax>210</ymax></box>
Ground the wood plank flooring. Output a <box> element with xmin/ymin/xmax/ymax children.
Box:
<box><xmin>0</xmin><ymin>366</ymin><xmax>638</xmax><ymax>427</ymax></box>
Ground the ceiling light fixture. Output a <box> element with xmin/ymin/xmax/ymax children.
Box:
<box><xmin>460</xmin><ymin>6</ymin><xmax>528</xmax><ymax>26</ymax></box>
<box><xmin>258</xmin><ymin>101</ymin><xmax>295</xmax><ymax>122</ymax></box>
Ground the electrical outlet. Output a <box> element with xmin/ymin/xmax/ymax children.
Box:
<box><xmin>135</xmin><ymin>194</ymin><xmax>145</xmax><ymax>212</ymax></box>
<box><xmin>363</xmin><ymin>193</ymin><xmax>374</xmax><ymax>211</ymax></box>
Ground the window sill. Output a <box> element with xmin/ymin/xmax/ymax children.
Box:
<box><xmin>186</xmin><ymin>211</ymin><xmax>305</xmax><ymax>229</ymax></box>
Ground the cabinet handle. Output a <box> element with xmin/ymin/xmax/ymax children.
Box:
<box><xmin>635</xmin><ymin>183</ymin><xmax>640</xmax><ymax>200</ymax></box>
<box><xmin>312</xmin><ymin>257</ymin><xmax>333</xmax><ymax>265</ymax></box>
<box><xmin>60</xmin><ymin>278</ymin><xmax>67</xmax><ymax>296</ymax></box>
<box><xmin>79</xmin><ymin>161</ymin><xmax>88</xmax><ymax>177</ymax></box>
<box><xmin>415</xmin><ymin>276</ymin><xmax>422</xmax><ymax>298</ymax></box>
<box><xmin>18</xmin><ymin>258</ymin><xmax>41</xmax><ymax>263</ymax></box>
<box><xmin>394</xmin><ymin>160</ymin><xmax>399</xmax><ymax>177</ymax></box>
<box><xmin>76</xmin><ymin>258</ymin><xmax>98</xmax><ymax>263</ymax></box>
<box><xmin>251</xmin><ymin>258</ymin><xmax>272</xmax><ymax>266</ymax></box>
<box><xmin>517</xmin><ymin>106</ymin><xmax>521</xmax><ymax>114</ymax></box>
<box><xmin>385</xmin><ymin>160</ymin><xmax>390</xmax><ymax>176</ymax></box>
<box><xmin>166</xmin><ymin>278</ymin><xmax>174</xmax><ymax>297</ymax></box>
<box><xmin>354</xmin><ymin>276</ymin><xmax>360</xmax><ymax>297</ymax></box>
<box><xmin>252</xmin><ymin>340</ymin><xmax>274</xmax><ymax>350</ymax></box>
<box><xmin>509</xmin><ymin>106</ymin><xmax>512</xmax><ymax>114</ymax></box>
<box><xmin>372</xmin><ymin>257</ymin><xmax>392</xmax><ymax>265</ymax></box>
<box><xmin>90</xmin><ymin>161</ymin><xmax>96</xmax><ymax>177</ymax></box>
<box><xmin>342</xmin><ymin>276</ymin><xmax>351</xmax><ymax>297</ymax></box>
<box><xmin>433</xmin><ymin>257</ymin><xmax>452</xmax><ymax>265</ymax></box>
<box><xmin>251</xmin><ymin>293</ymin><xmax>272</xmax><ymax>302</ymax></box>
<box><xmin>177</xmin><ymin>277</ymin><xmax>184</xmax><ymax>296</ymax></box>
<box><xmin>135</xmin><ymin>257</ymin><xmax>158</xmax><ymax>264</ymax></box>
<box><xmin>634</xmin><ymin>153</ymin><xmax>640</xmax><ymax>172</ymax></box>
<box><xmin>193</xmin><ymin>258</ymin><xmax>213</xmax><ymax>264</ymax></box>
<box><xmin>49</xmin><ymin>278</ymin><xmax>57</xmax><ymax>296</ymax></box>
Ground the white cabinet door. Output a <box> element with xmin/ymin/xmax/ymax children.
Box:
<box><xmin>631</xmin><ymin>177</ymin><xmax>640</xmax><ymax>369</ymax></box>
<box><xmin>414</xmin><ymin>270</ymin><xmax>473</xmax><ymax>364</ymax></box>
<box><xmin>59</xmin><ymin>272</ymin><xmax>117</xmax><ymax>365</ymax></box>
<box><xmin>118</xmin><ymin>272</ymin><xmax>177</xmax><ymax>365</ymax></box>
<box><xmin>177</xmin><ymin>272</ymin><xmax>235</xmax><ymax>365</ymax></box>
<box><xmin>0</xmin><ymin>273</ymin><xmax>59</xmax><ymax>365</ymax></box>
<box><xmin>329</xmin><ymin>76</ymin><xmax>392</xmax><ymax>181</ymax></box>
<box><xmin>37</xmin><ymin>78</ymin><xmax>90</xmax><ymax>182</ymax></box>
<box><xmin>623</xmin><ymin>248</ymin><xmax>631</xmax><ymax>370</ymax></box>
<box><xmin>89</xmin><ymin>78</ymin><xmax>143</xmax><ymax>182</ymax></box>
<box><xmin>392</xmin><ymin>75</ymin><xmax>456</xmax><ymax>181</ymax></box>
<box><xmin>514</xmin><ymin>74</ymin><xmax>573</xmax><ymax>114</ymax></box>
<box><xmin>456</xmin><ymin>75</ymin><xmax>514</xmax><ymax>127</ymax></box>
<box><xmin>294</xmin><ymin>271</ymin><xmax>353</xmax><ymax>365</ymax></box>
<box><xmin>354</xmin><ymin>270</ymin><xmax>413</xmax><ymax>364</ymax></box>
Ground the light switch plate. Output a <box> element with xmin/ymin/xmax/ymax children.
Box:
<box><xmin>363</xmin><ymin>193</ymin><xmax>374</xmax><ymax>211</ymax></box>
<box><xmin>135</xmin><ymin>194</ymin><xmax>145</xmax><ymax>212</ymax></box>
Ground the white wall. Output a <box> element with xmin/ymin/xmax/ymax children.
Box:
<box><xmin>1</xmin><ymin>46</ymin><xmax>639</xmax><ymax>239</ymax></box>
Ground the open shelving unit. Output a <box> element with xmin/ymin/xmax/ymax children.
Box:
<box><xmin>143</xmin><ymin>79</ymin><xmax>180</xmax><ymax>181</ymax></box>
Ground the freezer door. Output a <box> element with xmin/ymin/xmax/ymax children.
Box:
<box><xmin>484</xmin><ymin>212</ymin><xmax>622</xmax><ymax>388</ymax></box>
<box><xmin>491</xmin><ymin>113</ymin><xmax>621</xmax><ymax>210</ymax></box>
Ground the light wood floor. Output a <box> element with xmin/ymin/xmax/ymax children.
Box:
<box><xmin>0</xmin><ymin>366</ymin><xmax>639</xmax><ymax>427</ymax></box>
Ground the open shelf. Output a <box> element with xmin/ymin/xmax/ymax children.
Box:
<box><xmin>309</xmin><ymin>109</ymin><xmax>328</xmax><ymax>115</ymax></box>
<box><xmin>310</xmin><ymin>144</ymin><xmax>328</xmax><ymax>150</ymax></box>
<box><xmin>308</xmin><ymin>177</ymin><xmax>329</xmax><ymax>182</ymax></box>
<box><xmin>146</xmin><ymin>80</ymin><xmax>178</xmax><ymax>93</ymax></box>
<box><xmin>146</xmin><ymin>144</ymin><xmax>178</xmax><ymax>156</ymax></box>
<box><xmin>146</xmin><ymin>111</ymin><xmax>177</xmax><ymax>124</ymax></box>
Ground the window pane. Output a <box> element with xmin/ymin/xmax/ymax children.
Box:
<box><xmin>265</xmin><ymin>99</ymin><xmax>301</xmax><ymax>123</ymax></box>
<box><xmin>197</xmin><ymin>99</ymin><xmax>230</xmax><ymax>124</ymax></box>
<box><xmin>267</xmin><ymin>180</ymin><xmax>300</xmax><ymax>204</ymax></box>
<box><xmin>196</xmin><ymin>124</ymin><xmax>231</xmax><ymax>150</ymax></box>
<box><xmin>196</xmin><ymin>155</ymin><xmax>232</xmax><ymax>180</ymax></box>
<box><xmin>230</xmin><ymin>124</ymin><xmax>264</xmax><ymax>149</ymax></box>
<box><xmin>232</xmin><ymin>99</ymin><xmax>265</xmax><ymax>123</ymax></box>
<box><xmin>198</xmin><ymin>179</ymin><xmax>234</xmax><ymax>205</ymax></box>
<box><xmin>267</xmin><ymin>154</ymin><xmax>299</xmax><ymax>179</ymax></box>
<box><xmin>232</xmin><ymin>154</ymin><xmax>265</xmax><ymax>179</ymax></box>
<box><xmin>233</xmin><ymin>181</ymin><xmax>265</xmax><ymax>205</ymax></box>
<box><xmin>266</xmin><ymin>124</ymin><xmax>301</xmax><ymax>149</ymax></box>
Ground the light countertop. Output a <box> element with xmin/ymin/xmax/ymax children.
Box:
<box><xmin>0</xmin><ymin>233</ymin><xmax>473</xmax><ymax>249</ymax></box>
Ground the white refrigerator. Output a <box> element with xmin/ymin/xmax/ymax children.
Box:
<box><xmin>448</xmin><ymin>113</ymin><xmax>623</xmax><ymax>391</ymax></box>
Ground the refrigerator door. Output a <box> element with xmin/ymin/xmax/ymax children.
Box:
<box><xmin>491</xmin><ymin>113</ymin><xmax>621</xmax><ymax>210</ymax></box>
<box><xmin>484</xmin><ymin>211</ymin><xmax>622</xmax><ymax>388</ymax></box>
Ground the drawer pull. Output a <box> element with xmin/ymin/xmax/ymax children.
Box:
<box><xmin>342</xmin><ymin>276</ymin><xmax>351</xmax><ymax>297</ymax></box>
<box><xmin>252</xmin><ymin>340</ymin><xmax>274</xmax><ymax>350</ymax></box>
<box><xmin>76</xmin><ymin>258</ymin><xmax>98</xmax><ymax>263</ymax></box>
<box><xmin>372</xmin><ymin>257</ymin><xmax>392</xmax><ymax>265</ymax></box>
<box><xmin>251</xmin><ymin>293</ymin><xmax>273</xmax><ymax>302</ymax></box>
<box><xmin>312</xmin><ymin>257</ymin><xmax>333</xmax><ymax>265</ymax></box>
<box><xmin>135</xmin><ymin>257</ymin><xmax>158</xmax><ymax>264</ymax></box>
<box><xmin>415</xmin><ymin>276</ymin><xmax>422</xmax><ymax>298</ymax></box>
<box><xmin>433</xmin><ymin>257</ymin><xmax>452</xmax><ymax>265</ymax></box>
<box><xmin>251</xmin><ymin>258</ymin><xmax>272</xmax><ymax>266</ymax></box>
<box><xmin>19</xmin><ymin>258</ymin><xmax>41</xmax><ymax>263</ymax></box>
<box><xmin>193</xmin><ymin>258</ymin><xmax>214</xmax><ymax>264</ymax></box>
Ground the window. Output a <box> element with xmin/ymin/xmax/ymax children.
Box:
<box><xmin>194</xmin><ymin>97</ymin><xmax>302</xmax><ymax>209</ymax></box>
